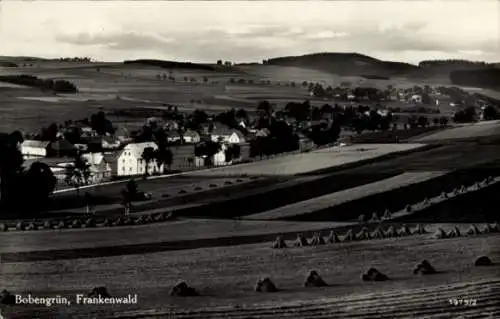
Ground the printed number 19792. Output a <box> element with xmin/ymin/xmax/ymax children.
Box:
<box><xmin>448</xmin><ymin>298</ymin><xmax>477</xmax><ymax>306</ymax></box>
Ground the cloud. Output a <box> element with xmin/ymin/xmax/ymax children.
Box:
<box><xmin>56</xmin><ymin>32</ymin><xmax>175</xmax><ymax>50</ymax></box>
<box><xmin>302</xmin><ymin>30</ymin><xmax>349</xmax><ymax>40</ymax></box>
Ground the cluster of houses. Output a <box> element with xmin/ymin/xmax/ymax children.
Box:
<box><xmin>19</xmin><ymin>121</ymin><xmax>252</xmax><ymax>188</ymax></box>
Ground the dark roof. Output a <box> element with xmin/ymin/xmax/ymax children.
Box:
<box><xmin>50</xmin><ymin>139</ymin><xmax>75</xmax><ymax>151</ymax></box>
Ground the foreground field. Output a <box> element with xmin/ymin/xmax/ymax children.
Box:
<box><xmin>1</xmin><ymin>227</ymin><xmax>498</xmax><ymax>318</ymax></box>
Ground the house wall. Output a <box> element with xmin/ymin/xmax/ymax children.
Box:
<box><xmin>117</xmin><ymin>152</ymin><xmax>162</xmax><ymax>177</ymax></box>
<box><xmin>21</xmin><ymin>146</ymin><xmax>47</xmax><ymax>157</ymax></box>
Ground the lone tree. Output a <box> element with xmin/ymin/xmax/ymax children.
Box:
<box><xmin>194</xmin><ymin>141</ymin><xmax>222</xmax><ymax>167</ymax></box>
<box><xmin>23</xmin><ymin>162</ymin><xmax>57</xmax><ymax>205</ymax></box>
<box><xmin>0</xmin><ymin>131</ymin><xmax>24</xmax><ymax>206</ymax></box>
<box><xmin>155</xmin><ymin>147</ymin><xmax>173</xmax><ymax>173</ymax></box>
<box><xmin>66</xmin><ymin>154</ymin><xmax>91</xmax><ymax>196</ymax></box>
<box><xmin>224</xmin><ymin>144</ymin><xmax>241</xmax><ymax>163</ymax></box>
<box><xmin>141</xmin><ymin>147</ymin><xmax>157</xmax><ymax>176</ymax></box>
<box><xmin>120</xmin><ymin>179</ymin><xmax>138</xmax><ymax>215</ymax></box>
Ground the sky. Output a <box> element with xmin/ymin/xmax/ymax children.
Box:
<box><xmin>0</xmin><ymin>0</ymin><xmax>499</xmax><ymax>65</ymax></box>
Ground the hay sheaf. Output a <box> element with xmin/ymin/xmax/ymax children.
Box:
<box><xmin>88</xmin><ymin>287</ymin><xmax>111</xmax><ymax>298</ymax></box>
<box><xmin>382</xmin><ymin>209</ymin><xmax>392</xmax><ymax>220</ymax></box>
<box><xmin>15</xmin><ymin>222</ymin><xmax>25</xmax><ymax>231</ymax></box>
<box><xmin>369</xmin><ymin>212</ymin><xmax>380</xmax><ymax>223</ymax></box>
<box><xmin>466</xmin><ymin>224</ymin><xmax>481</xmax><ymax>236</ymax></box>
<box><xmin>447</xmin><ymin>226</ymin><xmax>461</xmax><ymax>238</ymax></box>
<box><xmin>58</xmin><ymin>220</ymin><xmax>67</xmax><ymax>229</ymax></box>
<box><xmin>362</xmin><ymin>268</ymin><xmax>389</xmax><ymax>282</ymax></box>
<box><xmin>26</xmin><ymin>222</ymin><xmax>38</xmax><ymax>231</ymax></box>
<box><xmin>440</xmin><ymin>191</ymin><xmax>448</xmax><ymax>199</ymax></box>
<box><xmin>325</xmin><ymin>230</ymin><xmax>341</xmax><ymax>243</ymax></box>
<box><xmin>357</xmin><ymin>214</ymin><xmax>366</xmax><ymax>224</ymax></box>
<box><xmin>355</xmin><ymin>227</ymin><xmax>371</xmax><ymax>241</ymax></box>
<box><xmin>413</xmin><ymin>260</ymin><xmax>437</xmax><ymax>275</ymax></box>
<box><xmin>71</xmin><ymin>219</ymin><xmax>82</xmax><ymax>229</ymax></box>
<box><xmin>487</xmin><ymin>222</ymin><xmax>500</xmax><ymax>233</ymax></box>
<box><xmin>43</xmin><ymin>220</ymin><xmax>53</xmax><ymax>229</ymax></box>
<box><xmin>309</xmin><ymin>232</ymin><xmax>326</xmax><ymax>245</ymax></box>
<box><xmin>370</xmin><ymin>227</ymin><xmax>385</xmax><ymax>239</ymax></box>
<box><xmin>398</xmin><ymin>224</ymin><xmax>412</xmax><ymax>237</ymax></box>
<box><xmin>304</xmin><ymin>270</ymin><xmax>328</xmax><ymax>287</ymax></box>
<box><xmin>432</xmin><ymin>228</ymin><xmax>447</xmax><ymax>239</ymax></box>
<box><xmin>0</xmin><ymin>223</ymin><xmax>8</xmax><ymax>232</ymax></box>
<box><xmin>342</xmin><ymin>229</ymin><xmax>355</xmax><ymax>242</ymax></box>
<box><xmin>271</xmin><ymin>236</ymin><xmax>287</xmax><ymax>249</ymax></box>
<box><xmin>384</xmin><ymin>225</ymin><xmax>398</xmax><ymax>238</ymax></box>
<box><xmin>474</xmin><ymin>256</ymin><xmax>493</xmax><ymax>266</ymax></box>
<box><xmin>170</xmin><ymin>282</ymin><xmax>198</xmax><ymax>297</ymax></box>
<box><xmin>412</xmin><ymin>224</ymin><xmax>428</xmax><ymax>235</ymax></box>
<box><xmin>255</xmin><ymin>278</ymin><xmax>278</xmax><ymax>293</ymax></box>
<box><xmin>293</xmin><ymin>233</ymin><xmax>309</xmax><ymax>247</ymax></box>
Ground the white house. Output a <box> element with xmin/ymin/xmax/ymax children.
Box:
<box><xmin>117</xmin><ymin>142</ymin><xmax>163</xmax><ymax>176</ymax></box>
<box><xmin>21</xmin><ymin>140</ymin><xmax>50</xmax><ymax>158</ymax></box>
<box><xmin>227</xmin><ymin>131</ymin><xmax>246</xmax><ymax>144</ymax></box>
<box><xmin>410</xmin><ymin>94</ymin><xmax>422</xmax><ymax>104</ymax></box>
<box><xmin>81</xmin><ymin>152</ymin><xmax>113</xmax><ymax>183</ymax></box>
<box><xmin>211</xmin><ymin>128</ymin><xmax>246</xmax><ymax>144</ymax></box>
<box><xmin>194</xmin><ymin>143</ymin><xmax>228</xmax><ymax>167</ymax></box>
<box><xmin>183</xmin><ymin>130</ymin><xmax>201</xmax><ymax>143</ymax></box>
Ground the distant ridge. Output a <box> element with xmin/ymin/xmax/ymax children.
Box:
<box><xmin>264</xmin><ymin>52</ymin><xmax>418</xmax><ymax>77</ymax></box>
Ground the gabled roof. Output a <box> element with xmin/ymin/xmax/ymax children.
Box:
<box><xmin>81</xmin><ymin>152</ymin><xmax>104</xmax><ymax>165</ymax></box>
<box><xmin>103</xmin><ymin>151</ymin><xmax>120</xmax><ymax>163</ymax></box>
<box><xmin>122</xmin><ymin>141</ymin><xmax>158</xmax><ymax>158</ymax></box>
<box><xmin>231</xmin><ymin>130</ymin><xmax>246</xmax><ymax>139</ymax></box>
<box><xmin>50</xmin><ymin>139</ymin><xmax>75</xmax><ymax>151</ymax></box>
<box><xmin>211</xmin><ymin>123</ymin><xmax>233</xmax><ymax>136</ymax></box>
<box><xmin>166</xmin><ymin>131</ymin><xmax>181</xmax><ymax>138</ymax></box>
<box><xmin>21</xmin><ymin>140</ymin><xmax>51</xmax><ymax>149</ymax></box>
<box><xmin>183</xmin><ymin>130</ymin><xmax>200</xmax><ymax>137</ymax></box>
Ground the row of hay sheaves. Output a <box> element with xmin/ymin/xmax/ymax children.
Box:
<box><xmin>271</xmin><ymin>222</ymin><xmax>500</xmax><ymax>248</ymax></box>
<box><xmin>0</xmin><ymin>211</ymin><xmax>175</xmax><ymax>232</ymax></box>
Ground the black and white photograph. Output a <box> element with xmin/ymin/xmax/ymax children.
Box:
<box><xmin>0</xmin><ymin>0</ymin><xmax>499</xmax><ymax>318</ymax></box>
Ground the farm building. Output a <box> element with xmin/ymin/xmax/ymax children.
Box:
<box><xmin>117</xmin><ymin>142</ymin><xmax>163</xmax><ymax>176</ymax></box>
<box><xmin>183</xmin><ymin>130</ymin><xmax>201</xmax><ymax>143</ymax></box>
<box><xmin>20</xmin><ymin>140</ymin><xmax>50</xmax><ymax>158</ymax></box>
<box><xmin>81</xmin><ymin>152</ymin><xmax>113</xmax><ymax>183</ymax></box>
<box><xmin>167</xmin><ymin>131</ymin><xmax>182</xmax><ymax>143</ymax></box>
<box><xmin>194</xmin><ymin>143</ymin><xmax>229</xmax><ymax>167</ymax></box>
<box><xmin>210</xmin><ymin>124</ymin><xmax>246</xmax><ymax>144</ymax></box>
<box><xmin>48</xmin><ymin>139</ymin><xmax>77</xmax><ymax>157</ymax></box>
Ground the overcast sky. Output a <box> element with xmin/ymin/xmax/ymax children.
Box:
<box><xmin>1</xmin><ymin>1</ymin><xmax>499</xmax><ymax>64</ymax></box>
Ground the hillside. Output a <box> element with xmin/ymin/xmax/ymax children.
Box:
<box><xmin>264</xmin><ymin>53</ymin><xmax>419</xmax><ymax>77</ymax></box>
<box><xmin>123</xmin><ymin>59</ymin><xmax>216</xmax><ymax>71</ymax></box>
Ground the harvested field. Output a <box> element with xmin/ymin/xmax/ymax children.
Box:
<box><xmin>414</xmin><ymin>120</ymin><xmax>500</xmax><ymax>142</ymax></box>
<box><xmin>244</xmin><ymin>171</ymin><xmax>448</xmax><ymax>220</ymax></box>
<box><xmin>1</xmin><ymin>229</ymin><xmax>498</xmax><ymax>318</ymax></box>
<box><xmin>188</xmin><ymin>143</ymin><xmax>429</xmax><ymax>177</ymax></box>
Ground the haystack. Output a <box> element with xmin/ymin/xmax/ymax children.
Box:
<box><xmin>271</xmin><ymin>236</ymin><xmax>287</xmax><ymax>249</ymax></box>
<box><xmin>84</xmin><ymin>218</ymin><xmax>96</xmax><ymax>228</ymax></box>
<box><xmin>474</xmin><ymin>256</ymin><xmax>493</xmax><ymax>266</ymax></box>
<box><xmin>88</xmin><ymin>287</ymin><xmax>111</xmax><ymax>298</ymax></box>
<box><xmin>15</xmin><ymin>222</ymin><xmax>25</xmax><ymax>231</ymax></box>
<box><xmin>358</xmin><ymin>214</ymin><xmax>366</xmax><ymax>224</ymax></box>
<box><xmin>405</xmin><ymin>204</ymin><xmax>412</xmax><ymax>213</ymax></box>
<box><xmin>384</xmin><ymin>225</ymin><xmax>398</xmax><ymax>238</ymax></box>
<box><xmin>369</xmin><ymin>212</ymin><xmax>380</xmax><ymax>223</ymax></box>
<box><xmin>293</xmin><ymin>233</ymin><xmax>309</xmax><ymax>247</ymax></box>
<box><xmin>452</xmin><ymin>188</ymin><xmax>460</xmax><ymax>196</ymax></box>
<box><xmin>412</xmin><ymin>224</ymin><xmax>428</xmax><ymax>235</ymax></box>
<box><xmin>58</xmin><ymin>220</ymin><xmax>67</xmax><ymax>229</ymax></box>
<box><xmin>0</xmin><ymin>289</ymin><xmax>15</xmax><ymax>305</ymax></box>
<box><xmin>342</xmin><ymin>229</ymin><xmax>355</xmax><ymax>242</ymax></box>
<box><xmin>255</xmin><ymin>278</ymin><xmax>278</xmax><ymax>292</ymax></box>
<box><xmin>488</xmin><ymin>222</ymin><xmax>500</xmax><ymax>233</ymax></box>
<box><xmin>413</xmin><ymin>260</ymin><xmax>437</xmax><ymax>275</ymax></box>
<box><xmin>43</xmin><ymin>221</ymin><xmax>53</xmax><ymax>229</ymax></box>
<box><xmin>304</xmin><ymin>270</ymin><xmax>328</xmax><ymax>287</ymax></box>
<box><xmin>440</xmin><ymin>191</ymin><xmax>448</xmax><ymax>199</ymax></box>
<box><xmin>143</xmin><ymin>215</ymin><xmax>153</xmax><ymax>224</ymax></box>
<box><xmin>170</xmin><ymin>282</ymin><xmax>199</xmax><ymax>297</ymax></box>
<box><xmin>382</xmin><ymin>209</ymin><xmax>392</xmax><ymax>220</ymax></box>
<box><xmin>460</xmin><ymin>185</ymin><xmax>467</xmax><ymax>193</ymax></box>
<box><xmin>447</xmin><ymin>226</ymin><xmax>461</xmax><ymax>238</ymax></box>
<box><xmin>432</xmin><ymin>228</ymin><xmax>447</xmax><ymax>239</ymax></box>
<box><xmin>370</xmin><ymin>227</ymin><xmax>385</xmax><ymax>239</ymax></box>
<box><xmin>398</xmin><ymin>224</ymin><xmax>412</xmax><ymax>237</ymax></box>
<box><xmin>325</xmin><ymin>230</ymin><xmax>341</xmax><ymax>244</ymax></box>
<box><xmin>466</xmin><ymin>224</ymin><xmax>481</xmax><ymax>236</ymax></box>
<box><xmin>102</xmin><ymin>218</ymin><xmax>111</xmax><ymax>227</ymax></box>
<box><xmin>309</xmin><ymin>232</ymin><xmax>326</xmax><ymax>245</ymax></box>
<box><xmin>134</xmin><ymin>216</ymin><xmax>145</xmax><ymax>225</ymax></box>
<box><xmin>362</xmin><ymin>268</ymin><xmax>389</xmax><ymax>281</ymax></box>
<box><xmin>355</xmin><ymin>227</ymin><xmax>371</xmax><ymax>241</ymax></box>
<box><xmin>0</xmin><ymin>223</ymin><xmax>7</xmax><ymax>232</ymax></box>
<box><xmin>26</xmin><ymin>222</ymin><xmax>38</xmax><ymax>231</ymax></box>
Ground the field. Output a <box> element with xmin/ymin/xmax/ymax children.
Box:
<box><xmin>0</xmin><ymin>61</ymin><xmax>466</xmax><ymax>134</ymax></box>
<box><xmin>1</xmin><ymin>225</ymin><xmax>498</xmax><ymax>318</ymax></box>
<box><xmin>414</xmin><ymin>120</ymin><xmax>500</xmax><ymax>142</ymax></box>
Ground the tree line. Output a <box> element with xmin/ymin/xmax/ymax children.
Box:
<box><xmin>0</xmin><ymin>75</ymin><xmax>78</xmax><ymax>93</ymax></box>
